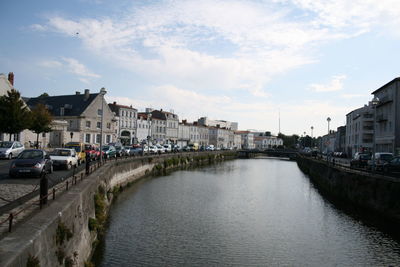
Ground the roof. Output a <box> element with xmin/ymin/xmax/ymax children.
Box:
<box><xmin>26</xmin><ymin>93</ymin><xmax>99</xmax><ymax>117</ymax></box>
<box><xmin>108</xmin><ymin>102</ymin><xmax>137</xmax><ymax>114</ymax></box>
<box><xmin>371</xmin><ymin>77</ymin><xmax>400</xmax><ymax>94</ymax></box>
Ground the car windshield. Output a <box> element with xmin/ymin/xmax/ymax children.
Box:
<box><xmin>102</xmin><ymin>146</ymin><xmax>109</xmax><ymax>151</ymax></box>
<box><xmin>0</xmin><ymin>141</ymin><xmax>13</xmax><ymax>148</ymax></box>
<box><xmin>380</xmin><ymin>154</ymin><xmax>393</xmax><ymax>161</ymax></box>
<box><xmin>52</xmin><ymin>150</ymin><xmax>72</xmax><ymax>156</ymax></box>
<box><xmin>18</xmin><ymin>150</ymin><xmax>43</xmax><ymax>159</ymax></box>
<box><xmin>66</xmin><ymin>145</ymin><xmax>81</xmax><ymax>152</ymax></box>
<box><xmin>360</xmin><ymin>154</ymin><xmax>371</xmax><ymax>160</ymax></box>
<box><xmin>85</xmin><ymin>144</ymin><xmax>92</xmax><ymax>150</ymax></box>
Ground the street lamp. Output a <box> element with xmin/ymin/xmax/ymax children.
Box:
<box><xmin>327</xmin><ymin>117</ymin><xmax>331</xmax><ymax>134</ymax></box>
<box><xmin>311</xmin><ymin>126</ymin><xmax>314</xmax><ymax>147</ymax></box>
<box><xmin>99</xmin><ymin>87</ymin><xmax>107</xmax><ymax>163</ymax></box>
<box><xmin>371</xmin><ymin>96</ymin><xmax>380</xmax><ymax>172</ymax></box>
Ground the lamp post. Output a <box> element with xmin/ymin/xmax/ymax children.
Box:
<box><xmin>327</xmin><ymin>117</ymin><xmax>331</xmax><ymax>134</ymax></box>
<box><xmin>371</xmin><ymin>96</ymin><xmax>380</xmax><ymax>173</ymax></box>
<box><xmin>311</xmin><ymin>126</ymin><xmax>314</xmax><ymax>147</ymax></box>
<box><xmin>99</xmin><ymin>87</ymin><xmax>107</xmax><ymax>163</ymax></box>
<box><xmin>147</xmin><ymin>113</ymin><xmax>152</xmax><ymax>155</ymax></box>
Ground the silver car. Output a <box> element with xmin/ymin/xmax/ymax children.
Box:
<box><xmin>0</xmin><ymin>141</ymin><xmax>25</xmax><ymax>159</ymax></box>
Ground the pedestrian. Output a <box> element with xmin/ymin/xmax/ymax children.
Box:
<box><xmin>85</xmin><ymin>151</ymin><xmax>91</xmax><ymax>175</ymax></box>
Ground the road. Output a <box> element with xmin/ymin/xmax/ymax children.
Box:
<box><xmin>0</xmin><ymin>159</ymin><xmax>87</xmax><ymax>207</ymax></box>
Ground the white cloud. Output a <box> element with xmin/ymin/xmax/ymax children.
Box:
<box><xmin>309</xmin><ymin>75</ymin><xmax>346</xmax><ymax>92</ymax></box>
<box><xmin>38</xmin><ymin>60</ymin><xmax>63</xmax><ymax>68</ymax></box>
<box><xmin>30</xmin><ymin>24</ymin><xmax>47</xmax><ymax>31</ymax></box>
<box><xmin>61</xmin><ymin>57</ymin><xmax>101</xmax><ymax>78</ymax></box>
<box><xmin>340</xmin><ymin>93</ymin><xmax>367</xmax><ymax>99</ymax></box>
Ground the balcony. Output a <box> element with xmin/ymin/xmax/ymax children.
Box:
<box><xmin>376</xmin><ymin>114</ymin><xmax>388</xmax><ymax>122</ymax></box>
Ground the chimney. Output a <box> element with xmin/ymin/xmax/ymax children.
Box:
<box><xmin>75</xmin><ymin>91</ymin><xmax>81</xmax><ymax>95</ymax></box>
<box><xmin>182</xmin><ymin>119</ymin><xmax>187</xmax><ymax>124</ymax></box>
<box><xmin>84</xmin><ymin>89</ymin><xmax>90</xmax><ymax>100</ymax></box>
<box><xmin>8</xmin><ymin>72</ymin><xmax>14</xmax><ymax>86</ymax></box>
<box><xmin>160</xmin><ymin>108</ymin><xmax>163</xmax><ymax>112</ymax></box>
<box><xmin>113</xmin><ymin>101</ymin><xmax>116</xmax><ymax>105</ymax></box>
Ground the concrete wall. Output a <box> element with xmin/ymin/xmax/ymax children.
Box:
<box><xmin>296</xmin><ymin>156</ymin><xmax>400</xmax><ymax>223</ymax></box>
<box><xmin>0</xmin><ymin>151</ymin><xmax>236</xmax><ymax>267</ymax></box>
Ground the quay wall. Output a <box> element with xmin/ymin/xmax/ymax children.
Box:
<box><xmin>296</xmin><ymin>156</ymin><xmax>400</xmax><ymax>223</ymax></box>
<box><xmin>0</xmin><ymin>152</ymin><xmax>236</xmax><ymax>267</ymax></box>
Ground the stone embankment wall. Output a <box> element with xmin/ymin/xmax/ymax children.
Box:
<box><xmin>297</xmin><ymin>156</ymin><xmax>400</xmax><ymax>223</ymax></box>
<box><xmin>0</xmin><ymin>152</ymin><xmax>236</xmax><ymax>267</ymax></box>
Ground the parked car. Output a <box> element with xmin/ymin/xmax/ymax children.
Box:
<box><xmin>172</xmin><ymin>144</ymin><xmax>181</xmax><ymax>152</ymax></box>
<box><xmin>149</xmin><ymin>145</ymin><xmax>158</xmax><ymax>154</ymax></box>
<box><xmin>350</xmin><ymin>153</ymin><xmax>371</xmax><ymax>168</ymax></box>
<box><xmin>130</xmin><ymin>145</ymin><xmax>143</xmax><ymax>156</ymax></box>
<box><xmin>156</xmin><ymin>144</ymin><xmax>165</xmax><ymax>153</ymax></box>
<box><xmin>182</xmin><ymin>146</ymin><xmax>191</xmax><ymax>152</ymax></box>
<box><xmin>84</xmin><ymin>144</ymin><xmax>100</xmax><ymax>161</ymax></box>
<box><xmin>115</xmin><ymin>146</ymin><xmax>127</xmax><ymax>157</ymax></box>
<box><xmin>0</xmin><ymin>141</ymin><xmax>25</xmax><ymax>159</ymax></box>
<box><xmin>102</xmin><ymin>145</ymin><xmax>117</xmax><ymax>159</ymax></box>
<box><xmin>163</xmin><ymin>144</ymin><xmax>172</xmax><ymax>153</ymax></box>
<box><xmin>9</xmin><ymin>149</ymin><xmax>53</xmax><ymax>178</ymax></box>
<box><xmin>65</xmin><ymin>142</ymin><xmax>86</xmax><ymax>164</ymax></box>
<box><xmin>206</xmin><ymin>145</ymin><xmax>215</xmax><ymax>151</ymax></box>
<box><xmin>383</xmin><ymin>156</ymin><xmax>400</xmax><ymax>174</ymax></box>
<box><xmin>50</xmin><ymin>148</ymin><xmax>78</xmax><ymax>170</ymax></box>
<box><xmin>368</xmin><ymin>152</ymin><xmax>393</xmax><ymax>171</ymax></box>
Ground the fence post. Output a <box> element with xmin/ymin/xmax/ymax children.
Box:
<box><xmin>66</xmin><ymin>180</ymin><xmax>69</xmax><ymax>191</ymax></box>
<box><xmin>40</xmin><ymin>175</ymin><xmax>48</xmax><ymax>207</ymax></box>
<box><xmin>8</xmin><ymin>213</ymin><xmax>13</xmax><ymax>232</ymax></box>
<box><xmin>53</xmin><ymin>188</ymin><xmax>56</xmax><ymax>200</ymax></box>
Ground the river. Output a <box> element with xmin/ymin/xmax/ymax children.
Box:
<box><xmin>94</xmin><ymin>158</ymin><xmax>400</xmax><ymax>266</ymax></box>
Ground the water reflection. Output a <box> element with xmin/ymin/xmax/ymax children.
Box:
<box><xmin>96</xmin><ymin>159</ymin><xmax>400</xmax><ymax>266</ymax></box>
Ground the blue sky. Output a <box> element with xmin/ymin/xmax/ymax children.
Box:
<box><xmin>1</xmin><ymin>0</ymin><xmax>400</xmax><ymax>137</ymax></box>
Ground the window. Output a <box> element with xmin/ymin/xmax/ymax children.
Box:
<box><xmin>69</xmin><ymin>120</ymin><xmax>73</xmax><ymax>128</ymax></box>
<box><xmin>86</xmin><ymin>121</ymin><xmax>91</xmax><ymax>128</ymax></box>
<box><xmin>97</xmin><ymin>122</ymin><xmax>102</xmax><ymax>129</ymax></box>
<box><xmin>85</xmin><ymin>134</ymin><xmax>91</xmax><ymax>143</ymax></box>
<box><xmin>98</xmin><ymin>109</ymin><xmax>102</xmax><ymax>116</ymax></box>
<box><xmin>106</xmin><ymin>135</ymin><xmax>111</xmax><ymax>143</ymax></box>
<box><xmin>96</xmin><ymin>134</ymin><xmax>101</xmax><ymax>143</ymax></box>
<box><xmin>107</xmin><ymin>123</ymin><xmax>111</xmax><ymax>129</ymax></box>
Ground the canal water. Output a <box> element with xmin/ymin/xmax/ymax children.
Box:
<box><xmin>95</xmin><ymin>158</ymin><xmax>400</xmax><ymax>266</ymax></box>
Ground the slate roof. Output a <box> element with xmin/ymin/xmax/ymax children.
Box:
<box><xmin>26</xmin><ymin>93</ymin><xmax>99</xmax><ymax>117</ymax></box>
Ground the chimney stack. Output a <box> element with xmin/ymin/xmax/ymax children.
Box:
<box><xmin>75</xmin><ymin>91</ymin><xmax>81</xmax><ymax>95</ymax></box>
<box><xmin>113</xmin><ymin>101</ymin><xmax>116</xmax><ymax>105</ymax></box>
<box><xmin>84</xmin><ymin>89</ymin><xmax>90</xmax><ymax>100</ymax></box>
<box><xmin>8</xmin><ymin>72</ymin><xmax>14</xmax><ymax>86</ymax></box>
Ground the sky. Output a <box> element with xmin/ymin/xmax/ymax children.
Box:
<box><xmin>1</xmin><ymin>0</ymin><xmax>400</xmax><ymax>137</ymax></box>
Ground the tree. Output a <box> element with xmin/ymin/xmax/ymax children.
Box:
<box><xmin>0</xmin><ymin>89</ymin><xmax>31</xmax><ymax>141</ymax></box>
<box><xmin>39</xmin><ymin>92</ymin><xmax>49</xmax><ymax>97</ymax></box>
<box><xmin>29</xmin><ymin>103</ymin><xmax>52</xmax><ymax>148</ymax></box>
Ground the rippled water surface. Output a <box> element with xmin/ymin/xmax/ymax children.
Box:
<box><xmin>96</xmin><ymin>159</ymin><xmax>400</xmax><ymax>266</ymax></box>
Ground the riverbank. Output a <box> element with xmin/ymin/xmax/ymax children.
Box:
<box><xmin>296</xmin><ymin>156</ymin><xmax>400</xmax><ymax>226</ymax></box>
<box><xmin>0</xmin><ymin>151</ymin><xmax>236</xmax><ymax>267</ymax></box>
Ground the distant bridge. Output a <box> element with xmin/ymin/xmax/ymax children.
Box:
<box><xmin>238</xmin><ymin>149</ymin><xmax>299</xmax><ymax>160</ymax></box>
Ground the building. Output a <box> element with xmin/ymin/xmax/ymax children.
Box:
<box><xmin>371</xmin><ymin>78</ymin><xmax>400</xmax><ymax>154</ymax></box>
<box><xmin>233</xmin><ymin>133</ymin><xmax>242</xmax><ymax>149</ymax></box>
<box><xmin>26</xmin><ymin>89</ymin><xmax>116</xmax><ymax>146</ymax></box>
<box><xmin>198</xmin><ymin>117</ymin><xmax>238</xmax><ymax>130</ymax></box>
<box><xmin>178</xmin><ymin>121</ymin><xmax>190</xmax><ymax>147</ymax></box>
<box><xmin>334</xmin><ymin>126</ymin><xmax>346</xmax><ymax>154</ymax></box>
<box><xmin>209</xmin><ymin>127</ymin><xmax>232</xmax><ymax>148</ymax></box>
<box><xmin>235</xmin><ymin>131</ymin><xmax>255</xmax><ymax>149</ymax></box>
<box><xmin>345</xmin><ymin>103</ymin><xmax>374</xmax><ymax>156</ymax></box>
<box><xmin>136</xmin><ymin>113</ymin><xmax>152</xmax><ymax>144</ymax></box>
<box><xmin>320</xmin><ymin>131</ymin><xmax>336</xmax><ymax>154</ymax></box>
<box><xmin>254</xmin><ymin>135</ymin><xmax>283</xmax><ymax>150</ymax></box>
<box><xmin>108</xmin><ymin>102</ymin><xmax>137</xmax><ymax>145</ymax></box>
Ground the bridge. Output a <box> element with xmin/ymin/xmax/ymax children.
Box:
<box><xmin>238</xmin><ymin>149</ymin><xmax>299</xmax><ymax>160</ymax></box>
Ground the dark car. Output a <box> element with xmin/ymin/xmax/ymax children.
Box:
<box><xmin>350</xmin><ymin>153</ymin><xmax>371</xmax><ymax>168</ymax></box>
<box><xmin>102</xmin><ymin>145</ymin><xmax>117</xmax><ymax>159</ymax></box>
<box><xmin>9</xmin><ymin>149</ymin><xmax>53</xmax><ymax>178</ymax></box>
<box><xmin>383</xmin><ymin>156</ymin><xmax>400</xmax><ymax>174</ymax></box>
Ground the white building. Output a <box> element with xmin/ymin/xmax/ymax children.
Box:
<box><xmin>235</xmin><ymin>131</ymin><xmax>255</xmax><ymax>149</ymax></box>
<box><xmin>198</xmin><ymin>117</ymin><xmax>238</xmax><ymax>130</ymax></box>
<box><xmin>108</xmin><ymin>102</ymin><xmax>138</xmax><ymax>145</ymax></box>
<box><xmin>136</xmin><ymin>113</ymin><xmax>152</xmax><ymax>144</ymax></box>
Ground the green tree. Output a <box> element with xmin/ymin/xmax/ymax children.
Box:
<box><xmin>0</xmin><ymin>89</ymin><xmax>31</xmax><ymax>141</ymax></box>
<box><xmin>29</xmin><ymin>103</ymin><xmax>52</xmax><ymax>148</ymax></box>
<box><xmin>39</xmin><ymin>92</ymin><xmax>49</xmax><ymax>97</ymax></box>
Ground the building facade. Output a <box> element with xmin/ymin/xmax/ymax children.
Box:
<box><xmin>136</xmin><ymin>113</ymin><xmax>151</xmax><ymax>144</ymax></box>
<box><xmin>345</xmin><ymin>104</ymin><xmax>374</xmax><ymax>156</ymax></box>
<box><xmin>371</xmin><ymin>78</ymin><xmax>400</xmax><ymax>155</ymax></box>
<box><xmin>108</xmin><ymin>102</ymin><xmax>137</xmax><ymax>145</ymax></box>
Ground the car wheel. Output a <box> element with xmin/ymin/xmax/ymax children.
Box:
<box><xmin>8</xmin><ymin>153</ymin><xmax>12</xmax><ymax>160</ymax></box>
